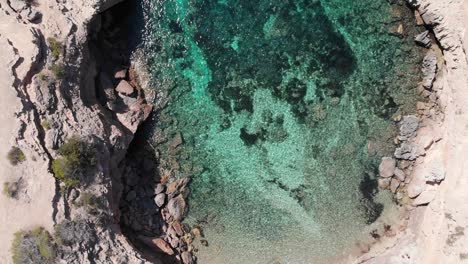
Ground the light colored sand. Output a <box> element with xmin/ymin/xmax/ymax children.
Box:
<box><xmin>0</xmin><ymin>3</ymin><xmax>55</xmax><ymax>263</ymax></box>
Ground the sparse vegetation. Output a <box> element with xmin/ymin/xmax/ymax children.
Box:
<box><xmin>7</xmin><ymin>147</ymin><xmax>26</xmax><ymax>166</ymax></box>
<box><xmin>11</xmin><ymin>227</ymin><xmax>55</xmax><ymax>264</ymax></box>
<box><xmin>3</xmin><ymin>181</ymin><xmax>19</xmax><ymax>199</ymax></box>
<box><xmin>50</xmin><ymin>63</ymin><xmax>65</xmax><ymax>79</ymax></box>
<box><xmin>52</xmin><ymin>137</ymin><xmax>96</xmax><ymax>188</ymax></box>
<box><xmin>47</xmin><ymin>37</ymin><xmax>62</xmax><ymax>60</ymax></box>
<box><xmin>37</xmin><ymin>71</ymin><xmax>48</xmax><ymax>81</ymax></box>
<box><xmin>446</xmin><ymin>226</ymin><xmax>465</xmax><ymax>246</ymax></box>
<box><xmin>460</xmin><ymin>253</ymin><xmax>468</xmax><ymax>260</ymax></box>
<box><xmin>41</xmin><ymin>119</ymin><xmax>51</xmax><ymax>130</ymax></box>
<box><xmin>54</xmin><ymin>220</ymin><xmax>96</xmax><ymax>247</ymax></box>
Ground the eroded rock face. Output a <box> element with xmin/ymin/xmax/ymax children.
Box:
<box><xmin>0</xmin><ymin>0</ymin><xmax>156</xmax><ymax>263</ymax></box>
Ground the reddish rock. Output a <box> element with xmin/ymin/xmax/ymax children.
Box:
<box><xmin>115</xmin><ymin>80</ymin><xmax>135</xmax><ymax>95</ymax></box>
<box><xmin>138</xmin><ymin>236</ymin><xmax>174</xmax><ymax>255</ymax></box>
<box><xmin>151</xmin><ymin>238</ymin><xmax>174</xmax><ymax>255</ymax></box>
<box><xmin>172</xmin><ymin>221</ymin><xmax>184</xmax><ymax>236</ymax></box>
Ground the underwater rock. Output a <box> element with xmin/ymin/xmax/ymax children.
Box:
<box><xmin>155</xmin><ymin>193</ymin><xmax>166</xmax><ymax>207</ymax></box>
<box><xmin>379</xmin><ymin>157</ymin><xmax>396</xmax><ymax>178</ymax></box>
<box><xmin>414</xmin><ymin>30</ymin><xmax>432</xmax><ymax>48</ymax></box>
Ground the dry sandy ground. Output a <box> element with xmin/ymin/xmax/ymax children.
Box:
<box><xmin>0</xmin><ymin>2</ymin><xmax>55</xmax><ymax>263</ymax></box>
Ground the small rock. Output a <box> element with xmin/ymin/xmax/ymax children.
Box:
<box><xmin>414</xmin><ymin>30</ymin><xmax>432</xmax><ymax>48</ymax></box>
<box><xmin>394</xmin><ymin>143</ymin><xmax>418</xmax><ymax>160</ymax></box>
<box><xmin>413</xmin><ymin>189</ymin><xmax>437</xmax><ymax>206</ymax></box>
<box><xmin>407</xmin><ymin>176</ymin><xmax>426</xmax><ymax>198</ymax></box>
<box><xmin>181</xmin><ymin>251</ymin><xmax>194</xmax><ymax>264</ymax></box>
<box><xmin>126</xmin><ymin>190</ymin><xmax>137</xmax><ymax>201</ymax></box>
<box><xmin>151</xmin><ymin>238</ymin><xmax>174</xmax><ymax>255</ymax></box>
<box><xmin>394</xmin><ymin>168</ymin><xmax>406</xmax><ymax>182</ymax></box>
<box><xmin>116</xmin><ymin>80</ymin><xmax>135</xmax><ymax>95</ymax></box>
<box><xmin>169</xmin><ymin>237</ymin><xmax>179</xmax><ymax>248</ymax></box>
<box><xmin>200</xmin><ymin>239</ymin><xmax>209</xmax><ymax>247</ymax></box>
<box><xmin>192</xmin><ymin>226</ymin><xmax>203</xmax><ymax>237</ymax></box>
<box><xmin>379</xmin><ymin>157</ymin><xmax>396</xmax><ymax>178</ymax></box>
<box><xmin>69</xmin><ymin>189</ymin><xmax>79</xmax><ymax>202</ymax></box>
<box><xmin>172</xmin><ymin>221</ymin><xmax>185</xmax><ymax>236</ymax></box>
<box><xmin>155</xmin><ymin>183</ymin><xmax>165</xmax><ymax>194</ymax></box>
<box><xmin>425</xmin><ymin>162</ymin><xmax>445</xmax><ymax>183</ymax></box>
<box><xmin>390</xmin><ymin>178</ymin><xmax>400</xmax><ymax>193</ymax></box>
<box><xmin>378</xmin><ymin>178</ymin><xmax>391</xmax><ymax>189</ymax></box>
<box><xmin>155</xmin><ymin>193</ymin><xmax>166</xmax><ymax>207</ymax></box>
<box><xmin>421</xmin><ymin>50</ymin><xmax>438</xmax><ymax>90</ymax></box>
<box><xmin>399</xmin><ymin>115</ymin><xmax>419</xmax><ymax>141</ymax></box>
<box><xmin>167</xmin><ymin>195</ymin><xmax>186</xmax><ymax>221</ymax></box>
<box><xmin>399</xmin><ymin>160</ymin><xmax>411</xmax><ymax>169</ymax></box>
<box><xmin>114</xmin><ymin>69</ymin><xmax>127</xmax><ymax>79</ymax></box>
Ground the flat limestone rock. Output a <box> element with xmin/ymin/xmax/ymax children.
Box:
<box><xmin>412</xmin><ymin>189</ymin><xmax>437</xmax><ymax>206</ymax></box>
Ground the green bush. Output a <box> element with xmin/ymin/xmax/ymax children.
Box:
<box><xmin>47</xmin><ymin>37</ymin><xmax>62</xmax><ymax>60</ymax></box>
<box><xmin>50</xmin><ymin>63</ymin><xmax>65</xmax><ymax>79</ymax></box>
<box><xmin>7</xmin><ymin>147</ymin><xmax>26</xmax><ymax>166</ymax></box>
<box><xmin>52</xmin><ymin>137</ymin><xmax>96</xmax><ymax>188</ymax></box>
<box><xmin>3</xmin><ymin>181</ymin><xmax>18</xmax><ymax>199</ymax></box>
<box><xmin>41</xmin><ymin>119</ymin><xmax>51</xmax><ymax>130</ymax></box>
<box><xmin>11</xmin><ymin>227</ymin><xmax>55</xmax><ymax>264</ymax></box>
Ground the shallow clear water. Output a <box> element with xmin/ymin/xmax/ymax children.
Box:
<box><xmin>143</xmin><ymin>0</ymin><xmax>422</xmax><ymax>263</ymax></box>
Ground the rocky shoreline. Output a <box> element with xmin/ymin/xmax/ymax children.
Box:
<box><xmin>0</xmin><ymin>0</ymin><xmax>466</xmax><ymax>263</ymax></box>
<box><xmin>357</xmin><ymin>0</ymin><xmax>468</xmax><ymax>263</ymax></box>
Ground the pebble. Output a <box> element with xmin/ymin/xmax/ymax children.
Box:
<box><xmin>155</xmin><ymin>193</ymin><xmax>166</xmax><ymax>207</ymax></box>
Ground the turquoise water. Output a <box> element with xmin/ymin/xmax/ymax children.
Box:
<box><xmin>143</xmin><ymin>0</ymin><xmax>422</xmax><ymax>263</ymax></box>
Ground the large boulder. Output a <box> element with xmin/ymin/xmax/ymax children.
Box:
<box><xmin>379</xmin><ymin>157</ymin><xmax>396</xmax><ymax>178</ymax></box>
<box><xmin>399</xmin><ymin>115</ymin><xmax>419</xmax><ymax>141</ymax></box>
<box><xmin>167</xmin><ymin>195</ymin><xmax>186</xmax><ymax>221</ymax></box>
